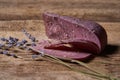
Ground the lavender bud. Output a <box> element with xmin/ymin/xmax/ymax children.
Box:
<box><xmin>8</xmin><ymin>40</ymin><xmax>14</xmax><ymax>44</ymax></box>
<box><xmin>16</xmin><ymin>42</ymin><xmax>23</xmax><ymax>47</ymax></box>
<box><xmin>3</xmin><ymin>50</ymin><xmax>8</xmax><ymax>55</ymax></box>
<box><xmin>1</xmin><ymin>38</ymin><xmax>8</xmax><ymax>42</ymax></box>
<box><xmin>9</xmin><ymin>37</ymin><xmax>19</xmax><ymax>44</ymax></box>
<box><xmin>0</xmin><ymin>44</ymin><xmax>4</xmax><ymax>48</ymax></box>
<box><xmin>7</xmin><ymin>44</ymin><xmax>13</xmax><ymax>48</ymax></box>
<box><xmin>27</xmin><ymin>34</ymin><xmax>31</xmax><ymax>39</ymax></box>
<box><xmin>21</xmin><ymin>39</ymin><xmax>28</xmax><ymax>44</ymax></box>
<box><xmin>9</xmin><ymin>36</ymin><xmax>14</xmax><ymax>40</ymax></box>
<box><xmin>13</xmin><ymin>38</ymin><xmax>18</xmax><ymax>43</ymax></box>
<box><xmin>22</xmin><ymin>29</ymin><xmax>31</xmax><ymax>38</ymax></box>
<box><xmin>32</xmin><ymin>54</ymin><xmax>38</xmax><ymax>59</ymax></box>
<box><xmin>31</xmin><ymin>43</ymin><xmax>36</xmax><ymax>47</ymax></box>
<box><xmin>30</xmin><ymin>37</ymin><xmax>36</xmax><ymax>42</ymax></box>
<box><xmin>14</xmin><ymin>38</ymin><xmax>19</xmax><ymax>42</ymax></box>
<box><xmin>22</xmin><ymin>29</ymin><xmax>36</xmax><ymax>42</ymax></box>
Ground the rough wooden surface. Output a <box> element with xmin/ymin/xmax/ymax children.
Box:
<box><xmin>0</xmin><ymin>0</ymin><xmax>120</xmax><ymax>80</ymax></box>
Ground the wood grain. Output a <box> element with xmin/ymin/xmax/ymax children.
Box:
<box><xmin>0</xmin><ymin>0</ymin><xmax>120</xmax><ymax>80</ymax></box>
<box><xmin>0</xmin><ymin>0</ymin><xmax>120</xmax><ymax>22</ymax></box>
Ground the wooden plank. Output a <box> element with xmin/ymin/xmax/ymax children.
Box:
<box><xmin>0</xmin><ymin>20</ymin><xmax>119</xmax><ymax>80</ymax></box>
<box><xmin>0</xmin><ymin>0</ymin><xmax>119</xmax><ymax>21</ymax></box>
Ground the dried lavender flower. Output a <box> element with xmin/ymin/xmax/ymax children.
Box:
<box><xmin>2</xmin><ymin>50</ymin><xmax>9</xmax><ymax>55</ymax></box>
<box><xmin>6</xmin><ymin>43</ymin><xmax>13</xmax><ymax>48</ymax></box>
<box><xmin>21</xmin><ymin>39</ymin><xmax>28</xmax><ymax>44</ymax></box>
<box><xmin>0</xmin><ymin>44</ymin><xmax>4</xmax><ymax>48</ymax></box>
<box><xmin>22</xmin><ymin>29</ymin><xmax>36</xmax><ymax>42</ymax></box>
<box><xmin>13</xmin><ymin>38</ymin><xmax>19</xmax><ymax>43</ymax></box>
<box><xmin>0</xmin><ymin>37</ymin><xmax>8</xmax><ymax>42</ymax></box>
<box><xmin>16</xmin><ymin>42</ymin><xmax>24</xmax><ymax>47</ymax></box>
<box><xmin>30</xmin><ymin>36</ymin><xmax>36</xmax><ymax>42</ymax></box>
<box><xmin>22</xmin><ymin>29</ymin><xmax>30</xmax><ymax>37</ymax></box>
<box><xmin>8</xmin><ymin>40</ymin><xmax>14</xmax><ymax>44</ymax></box>
<box><xmin>9</xmin><ymin>36</ymin><xmax>14</xmax><ymax>41</ymax></box>
<box><xmin>31</xmin><ymin>43</ymin><xmax>36</xmax><ymax>47</ymax></box>
<box><xmin>16</xmin><ymin>39</ymin><xmax>28</xmax><ymax>48</ymax></box>
<box><xmin>32</xmin><ymin>54</ymin><xmax>38</xmax><ymax>59</ymax></box>
<box><xmin>8</xmin><ymin>37</ymin><xmax>19</xmax><ymax>44</ymax></box>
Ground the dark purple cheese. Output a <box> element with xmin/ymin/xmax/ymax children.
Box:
<box><xmin>33</xmin><ymin>12</ymin><xmax>107</xmax><ymax>60</ymax></box>
<box><xmin>33</xmin><ymin>40</ymin><xmax>93</xmax><ymax>60</ymax></box>
<box><xmin>43</xmin><ymin>12</ymin><xmax>107</xmax><ymax>53</ymax></box>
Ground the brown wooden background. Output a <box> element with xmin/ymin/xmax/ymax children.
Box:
<box><xmin>0</xmin><ymin>0</ymin><xmax>120</xmax><ymax>80</ymax></box>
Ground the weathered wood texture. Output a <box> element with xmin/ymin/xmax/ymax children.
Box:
<box><xmin>0</xmin><ymin>0</ymin><xmax>120</xmax><ymax>80</ymax></box>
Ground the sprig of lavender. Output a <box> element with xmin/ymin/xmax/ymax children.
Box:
<box><xmin>0</xmin><ymin>36</ymin><xmax>30</xmax><ymax>59</ymax></box>
<box><xmin>0</xmin><ymin>50</ymin><xmax>20</xmax><ymax>58</ymax></box>
<box><xmin>22</xmin><ymin>29</ymin><xmax>36</xmax><ymax>42</ymax></box>
<box><xmin>0</xmin><ymin>44</ymin><xmax>4</xmax><ymax>48</ymax></box>
<box><xmin>0</xmin><ymin>37</ymin><xmax>8</xmax><ymax>42</ymax></box>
